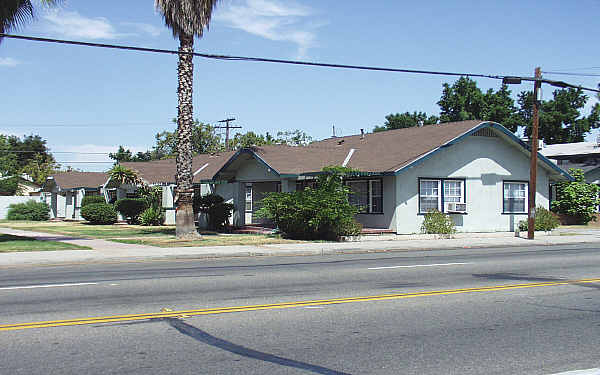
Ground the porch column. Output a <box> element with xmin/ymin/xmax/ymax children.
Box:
<box><xmin>163</xmin><ymin>185</ymin><xmax>176</xmax><ymax>225</ymax></box>
<box><xmin>280</xmin><ymin>178</ymin><xmax>296</xmax><ymax>193</ymax></box>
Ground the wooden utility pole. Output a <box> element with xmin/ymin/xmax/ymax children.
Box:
<box><xmin>215</xmin><ymin>118</ymin><xmax>242</xmax><ymax>151</ymax></box>
<box><xmin>528</xmin><ymin>67</ymin><xmax>542</xmax><ymax>240</ymax></box>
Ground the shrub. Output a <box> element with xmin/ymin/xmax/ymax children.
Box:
<box><xmin>518</xmin><ymin>205</ymin><xmax>560</xmax><ymax>232</ymax></box>
<box><xmin>551</xmin><ymin>168</ymin><xmax>600</xmax><ymax>224</ymax></box>
<box><xmin>207</xmin><ymin>202</ymin><xmax>235</xmax><ymax>231</ymax></box>
<box><xmin>138</xmin><ymin>185</ymin><xmax>162</xmax><ymax>210</ymax></box>
<box><xmin>421</xmin><ymin>209</ymin><xmax>456</xmax><ymax>236</ymax></box>
<box><xmin>81</xmin><ymin>195</ymin><xmax>105</xmax><ymax>207</ymax></box>
<box><xmin>139</xmin><ymin>206</ymin><xmax>164</xmax><ymax>226</ymax></box>
<box><xmin>115</xmin><ymin>198</ymin><xmax>147</xmax><ymax>224</ymax></box>
<box><xmin>81</xmin><ymin>203</ymin><xmax>117</xmax><ymax>225</ymax></box>
<box><xmin>256</xmin><ymin>166</ymin><xmax>361</xmax><ymax>240</ymax></box>
<box><xmin>194</xmin><ymin>193</ymin><xmax>234</xmax><ymax>231</ymax></box>
<box><xmin>7</xmin><ymin>200</ymin><xmax>50</xmax><ymax>221</ymax></box>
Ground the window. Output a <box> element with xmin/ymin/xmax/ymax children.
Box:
<box><xmin>245</xmin><ymin>184</ymin><xmax>252</xmax><ymax>212</ymax></box>
<box><xmin>296</xmin><ymin>179</ymin><xmax>317</xmax><ymax>191</ymax></box>
<box><xmin>419</xmin><ymin>178</ymin><xmax>465</xmax><ymax>213</ymax></box>
<box><xmin>503</xmin><ymin>181</ymin><xmax>527</xmax><ymax>213</ymax></box>
<box><xmin>346</xmin><ymin>179</ymin><xmax>383</xmax><ymax>214</ymax></box>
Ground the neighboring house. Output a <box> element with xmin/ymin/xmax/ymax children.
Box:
<box><xmin>540</xmin><ymin>141</ymin><xmax>600</xmax><ymax>184</ymax></box>
<box><xmin>120</xmin><ymin>152</ymin><xmax>235</xmax><ymax>225</ymax></box>
<box><xmin>42</xmin><ymin>172</ymin><xmax>109</xmax><ymax>220</ymax></box>
<box><xmin>0</xmin><ymin>174</ymin><xmax>41</xmax><ymax>196</ymax></box>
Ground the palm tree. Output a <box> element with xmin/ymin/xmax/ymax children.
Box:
<box><xmin>155</xmin><ymin>0</ymin><xmax>220</xmax><ymax>238</ymax></box>
<box><xmin>1</xmin><ymin>0</ymin><xmax>62</xmax><ymax>42</ymax></box>
<box><xmin>108</xmin><ymin>165</ymin><xmax>141</xmax><ymax>186</ymax></box>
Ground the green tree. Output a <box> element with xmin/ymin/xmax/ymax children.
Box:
<box><xmin>373</xmin><ymin>111</ymin><xmax>438</xmax><ymax>132</ymax></box>
<box><xmin>275</xmin><ymin>130</ymin><xmax>313</xmax><ymax>146</ymax></box>
<box><xmin>552</xmin><ymin>168</ymin><xmax>600</xmax><ymax>224</ymax></box>
<box><xmin>516</xmin><ymin>88</ymin><xmax>600</xmax><ymax>144</ymax></box>
<box><xmin>109</xmin><ymin>146</ymin><xmax>133</xmax><ymax>163</ymax></box>
<box><xmin>437</xmin><ymin>77</ymin><xmax>518</xmax><ymax>129</ymax></box>
<box><xmin>230</xmin><ymin>131</ymin><xmax>274</xmax><ymax>149</ymax></box>
<box><xmin>0</xmin><ymin>0</ymin><xmax>62</xmax><ymax>42</ymax></box>
<box><xmin>0</xmin><ymin>134</ymin><xmax>58</xmax><ymax>186</ymax></box>
<box><xmin>155</xmin><ymin>0</ymin><xmax>221</xmax><ymax>239</ymax></box>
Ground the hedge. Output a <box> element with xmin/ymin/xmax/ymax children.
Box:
<box><xmin>81</xmin><ymin>203</ymin><xmax>118</xmax><ymax>225</ymax></box>
<box><xmin>81</xmin><ymin>195</ymin><xmax>106</xmax><ymax>207</ymax></box>
<box><xmin>7</xmin><ymin>200</ymin><xmax>50</xmax><ymax>221</ymax></box>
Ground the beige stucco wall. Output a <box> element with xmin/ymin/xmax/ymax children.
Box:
<box><xmin>394</xmin><ymin>134</ymin><xmax>552</xmax><ymax>234</ymax></box>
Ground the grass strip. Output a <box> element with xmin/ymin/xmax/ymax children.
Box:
<box><xmin>0</xmin><ymin>234</ymin><xmax>91</xmax><ymax>252</ymax></box>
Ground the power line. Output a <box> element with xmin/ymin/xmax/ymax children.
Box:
<box><xmin>3</xmin><ymin>33</ymin><xmax>598</xmax><ymax>94</ymax></box>
<box><xmin>542</xmin><ymin>71</ymin><xmax>600</xmax><ymax>77</ymax></box>
<box><xmin>0</xmin><ymin>150</ymin><xmax>112</xmax><ymax>155</ymax></box>
<box><xmin>0</xmin><ymin>33</ymin><xmax>504</xmax><ymax>79</ymax></box>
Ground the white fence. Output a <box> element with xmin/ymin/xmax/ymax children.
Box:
<box><xmin>0</xmin><ymin>196</ymin><xmax>41</xmax><ymax>219</ymax></box>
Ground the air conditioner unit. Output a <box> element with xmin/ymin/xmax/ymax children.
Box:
<box><xmin>446</xmin><ymin>202</ymin><xmax>467</xmax><ymax>213</ymax></box>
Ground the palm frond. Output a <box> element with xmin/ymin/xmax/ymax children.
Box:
<box><xmin>154</xmin><ymin>0</ymin><xmax>220</xmax><ymax>38</ymax></box>
<box><xmin>0</xmin><ymin>0</ymin><xmax>34</xmax><ymax>34</ymax></box>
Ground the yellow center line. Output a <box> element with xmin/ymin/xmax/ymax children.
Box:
<box><xmin>2</xmin><ymin>278</ymin><xmax>599</xmax><ymax>332</ymax></box>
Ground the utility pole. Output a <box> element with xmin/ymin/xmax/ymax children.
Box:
<box><xmin>528</xmin><ymin>67</ymin><xmax>542</xmax><ymax>240</ymax></box>
<box><xmin>215</xmin><ymin>118</ymin><xmax>242</xmax><ymax>151</ymax></box>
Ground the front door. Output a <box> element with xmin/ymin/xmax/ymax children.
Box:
<box><xmin>244</xmin><ymin>183</ymin><xmax>253</xmax><ymax>224</ymax></box>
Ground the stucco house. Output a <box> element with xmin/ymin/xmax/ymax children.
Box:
<box><xmin>202</xmin><ymin>120</ymin><xmax>570</xmax><ymax>234</ymax></box>
<box><xmin>42</xmin><ymin>172</ymin><xmax>108</xmax><ymax>220</ymax></box>
<box><xmin>108</xmin><ymin>120</ymin><xmax>571</xmax><ymax>233</ymax></box>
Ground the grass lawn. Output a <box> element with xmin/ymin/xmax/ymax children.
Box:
<box><xmin>0</xmin><ymin>221</ymin><xmax>304</xmax><ymax>247</ymax></box>
<box><xmin>0</xmin><ymin>234</ymin><xmax>91</xmax><ymax>252</ymax></box>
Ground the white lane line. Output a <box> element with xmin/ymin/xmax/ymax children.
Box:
<box><xmin>547</xmin><ymin>369</ymin><xmax>600</xmax><ymax>375</ymax></box>
<box><xmin>0</xmin><ymin>282</ymin><xmax>98</xmax><ymax>291</ymax></box>
<box><xmin>368</xmin><ymin>262</ymin><xmax>473</xmax><ymax>270</ymax></box>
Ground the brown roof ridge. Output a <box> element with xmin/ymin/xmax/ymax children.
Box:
<box><xmin>313</xmin><ymin>120</ymin><xmax>484</xmax><ymax>143</ymax></box>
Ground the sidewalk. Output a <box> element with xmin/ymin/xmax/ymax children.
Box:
<box><xmin>1</xmin><ymin>227</ymin><xmax>600</xmax><ymax>267</ymax></box>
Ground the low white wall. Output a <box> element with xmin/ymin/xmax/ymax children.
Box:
<box><xmin>0</xmin><ymin>196</ymin><xmax>40</xmax><ymax>219</ymax></box>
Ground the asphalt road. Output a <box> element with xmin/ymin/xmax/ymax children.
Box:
<box><xmin>1</xmin><ymin>244</ymin><xmax>600</xmax><ymax>374</ymax></box>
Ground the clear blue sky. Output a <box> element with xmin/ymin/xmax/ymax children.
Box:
<box><xmin>1</xmin><ymin>0</ymin><xmax>598</xmax><ymax>171</ymax></box>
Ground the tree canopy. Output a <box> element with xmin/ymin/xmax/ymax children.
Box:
<box><xmin>374</xmin><ymin>76</ymin><xmax>599</xmax><ymax>145</ymax></box>
<box><xmin>0</xmin><ymin>134</ymin><xmax>58</xmax><ymax>188</ymax></box>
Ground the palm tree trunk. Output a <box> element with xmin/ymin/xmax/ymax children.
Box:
<box><xmin>175</xmin><ymin>32</ymin><xmax>199</xmax><ymax>239</ymax></box>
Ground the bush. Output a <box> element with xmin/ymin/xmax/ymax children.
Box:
<box><xmin>193</xmin><ymin>194</ymin><xmax>234</xmax><ymax>231</ymax></box>
<box><xmin>551</xmin><ymin>168</ymin><xmax>600</xmax><ymax>224</ymax></box>
<box><xmin>518</xmin><ymin>205</ymin><xmax>560</xmax><ymax>232</ymax></box>
<box><xmin>7</xmin><ymin>200</ymin><xmax>50</xmax><ymax>221</ymax></box>
<box><xmin>81</xmin><ymin>203</ymin><xmax>117</xmax><ymax>225</ymax></box>
<box><xmin>139</xmin><ymin>206</ymin><xmax>164</xmax><ymax>226</ymax></box>
<box><xmin>421</xmin><ymin>209</ymin><xmax>456</xmax><ymax>236</ymax></box>
<box><xmin>115</xmin><ymin>198</ymin><xmax>147</xmax><ymax>224</ymax></box>
<box><xmin>256</xmin><ymin>166</ymin><xmax>361</xmax><ymax>240</ymax></box>
<box><xmin>81</xmin><ymin>195</ymin><xmax>105</xmax><ymax>207</ymax></box>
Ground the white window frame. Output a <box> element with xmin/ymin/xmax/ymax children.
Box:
<box><xmin>443</xmin><ymin>180</ymin><xmax>464</xmax><ymax>204</ymax></box>
<box><xmin>503</xmin><ymin>181</ymin><xmax>528</xmax><ymax>214</ymax></box>
<box><xmin>419</xmin><ymin>178</ymin><xmax>465</xmax><ymax>214</ymax></box>
<box><xmin>245</xmin><ymin>183</ymin><xmax>252</xmax><ymax>212</ymax></box>
<box><xmin>419</xmin><ymin>179</ymin><xmax>441</xmax><ymax>213</ymax></box>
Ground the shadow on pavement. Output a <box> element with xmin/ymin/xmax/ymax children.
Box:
<box><xmin>164</xmin><ymin>317</ymin><xmax>352</xmax><ymax>375</ymax></box>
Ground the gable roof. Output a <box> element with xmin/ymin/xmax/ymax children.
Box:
<box><xmin>215</xmin><ymin>120</ymin><xmax>571</xmax><ymax>181</ymax></box>
<box><xmin>112</xmin><ymin>121</ymin><xmax>572</xmax><ymax>184</ymax></box>
<box><xmin>46</xmin><ymin>172</ymin><xmax>108</xmax><ymax>190</ymax></box>
<box><xmin>120</xmin><ymin>151</ymin><xmax>236</xmax><ymax>185</ymax></box>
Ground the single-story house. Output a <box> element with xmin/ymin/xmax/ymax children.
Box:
<box><xmin>199</xmin><ymin>120</ymin><xmax>571</xmax><ymax>234</ymax></box>
<box><xmin>42</xmin><ymin>172</ymin><xmax>109</xmax><ymax>220</ymax></box>
<box><xmin>97</xmin><ymin>120</ymin><xmax>573</xmax><ymax>233</ymax></box>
